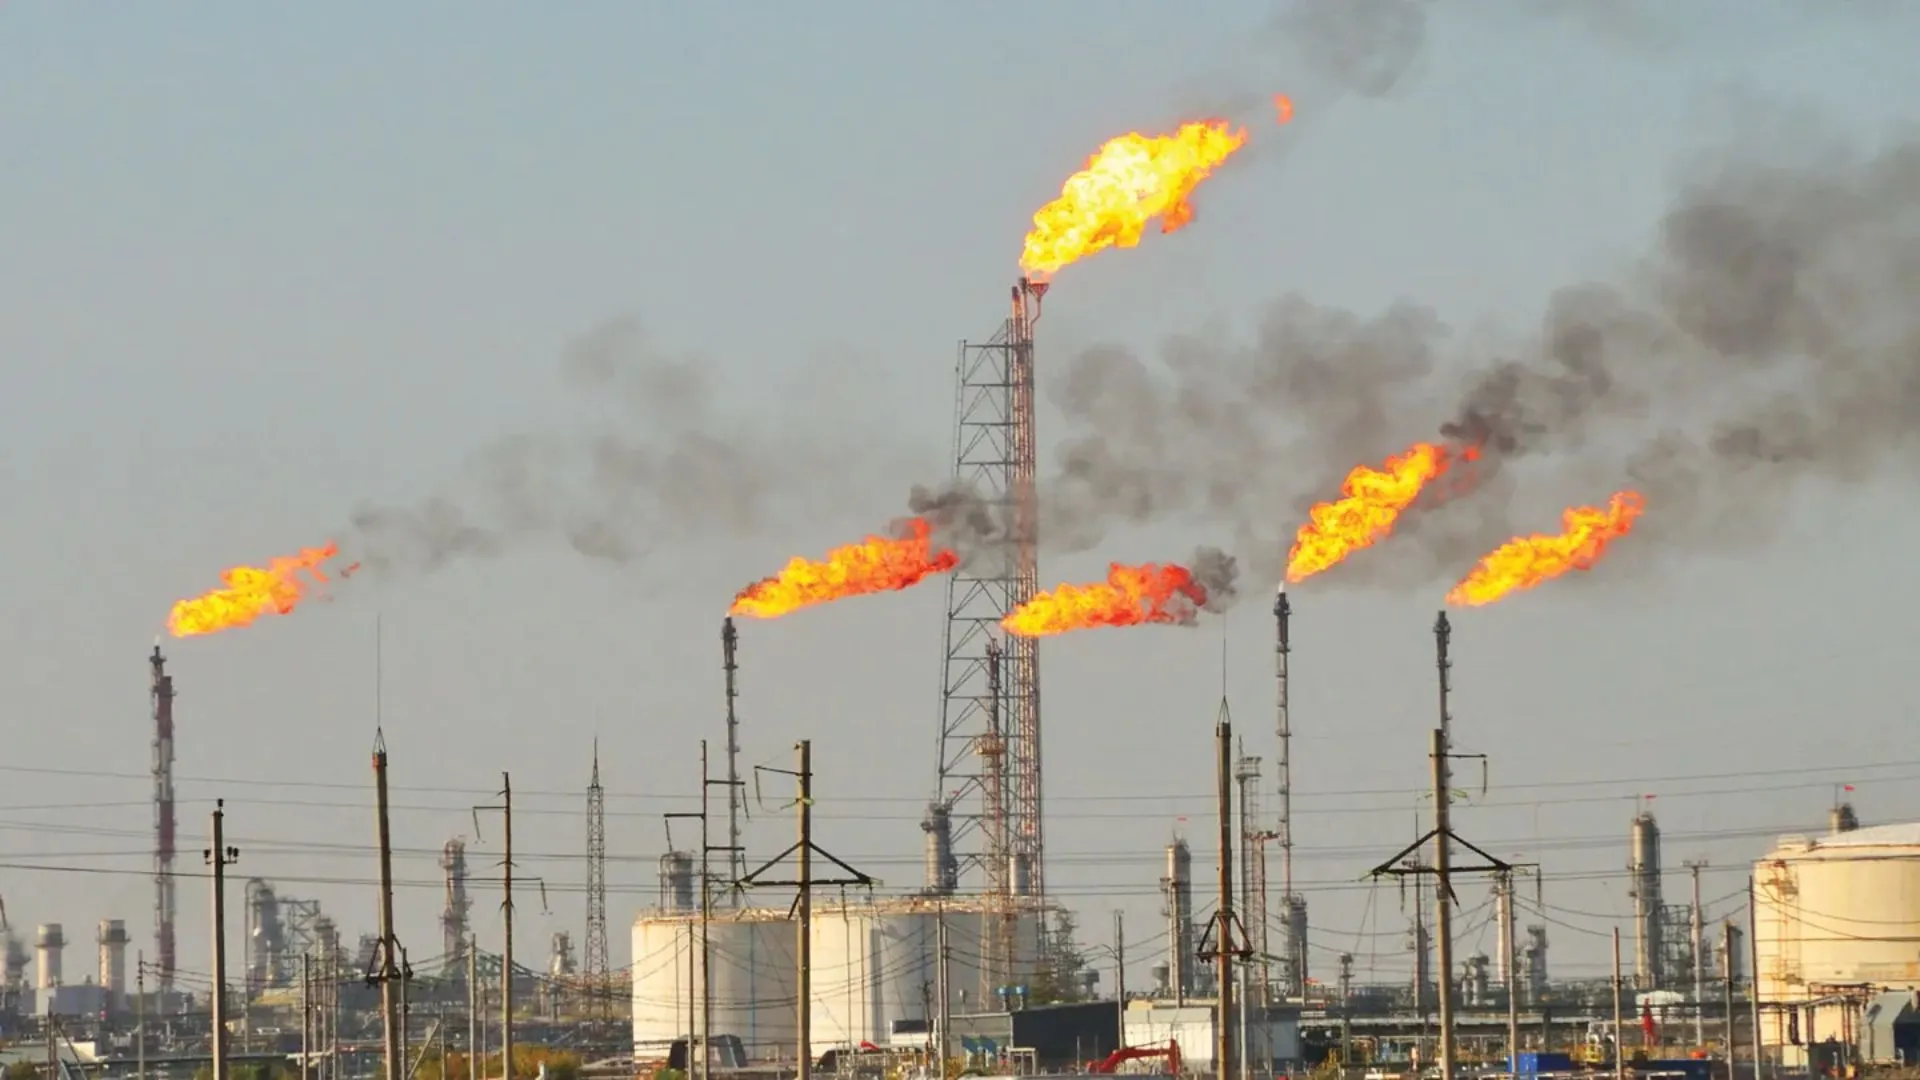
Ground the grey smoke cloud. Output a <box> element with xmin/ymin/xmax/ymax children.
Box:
<box><xmin>1041</xmin><ymin>119</ymin><xmax>1920</xmax><ymax>586</ymax></box>
<box><xmin>1188</xmin><ymin>545</ymin><xmax>1241</xmax><ymax>613</ymax></box>
<box><xmin>347</xmin><ymin>318</ymin><xmax>912</xmax><ymax>577</ymax></box>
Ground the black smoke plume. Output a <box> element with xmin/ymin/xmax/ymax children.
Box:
<box><xmin>1041</xmin><ymin>117</ymin><xmax>1920</xmax><ymax>586</ymax></box>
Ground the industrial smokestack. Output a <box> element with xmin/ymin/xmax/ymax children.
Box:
<box><xmin>1273</xmin><ymin>583</ymin><xmax>1307</xmax><ymax>996</ymax></box>
<box><xmin>1629</xmin><ymin>812</ymin><xmax>1663</xmax><ymax>989</ymax></box>
<box><xmin>98</xmin><ymin>919</ymin><xmax>129</xmax><ymax>1003</ymax></box>
<box><xmin>921</xmin><ymin>802</ymin><xmax>957</xmax><ymax>896</ymax></box>
<box><xmin>658</xmin><ymin>851</ymin><xmax>696</xmax><ymax>912</ymax></box>
<box><xmin>35</xmin><ymin>923</ymin><xmax>64</xmax><ymax>990</ymax></box>
<box><xmin>441</xmin><ymin>839</ymin><xmax>472</xmax><ymax>969</ymax></box>
<box><xmin>1161</xmin><ymin>838</ymin><xmax>1196</xmax><ymax>1002</ymax></box>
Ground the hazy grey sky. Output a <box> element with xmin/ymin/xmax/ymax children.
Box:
<box><xmin>3</xmin><ymin>1</ymin><xmax>1918</xmax><ymax>999</ymax></box>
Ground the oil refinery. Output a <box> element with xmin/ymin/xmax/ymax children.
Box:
<box><xmin>11</xmin><ymin>9</ymin><xmax>1920</xmax><ymax>1080</ymax></box>
<box><xmin>5</xmin><ymin>287</ymin><xmax>1916</xmax><ymax>1080</ymax></box>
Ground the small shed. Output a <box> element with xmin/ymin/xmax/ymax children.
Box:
<box><xmin>1859</xmin><ymin>990</ymin><xmax>1920</xmax><ymax>1065</ymax></box>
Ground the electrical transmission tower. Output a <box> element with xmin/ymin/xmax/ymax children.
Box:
<box><xmin>584</xmin><ymin>741</ymin><xmax>610</xmax><ymax>1018</ymax></box>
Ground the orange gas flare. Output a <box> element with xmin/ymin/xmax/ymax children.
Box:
<box><xmin>167</xmin><ymin>542</ymin><xmax>355</xmax><ymax>637</ymax></box>
<box><xmin>1445</xmin><ymin>491</ymin><xmax>1646</xmax><ymax>608</ymax></box>
<box><xmin>1273</xmin><ymin>94</ymin><xmax>1295</xmax><ymax>125</ymax></box>
<box><xmin>1003</xmin><ymin>561</ymin><xmax>1212</xmax><ymax>638</ymax></box>
<box><xmin>729</xmin><ymin>518</ymin><xmax>959</xmax><ymax>619</ymax></box>
<box><xmin>1020</xmin><ymin>119</ymin><xmax>1250</xmax><ymax>280</ymax></box>
<box><xmin>1287</xmin><ymin>443</ymin><xmax>1469</xmax><ymax>583</ymax></box>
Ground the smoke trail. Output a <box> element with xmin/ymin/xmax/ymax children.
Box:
<box><xmin>348</xmin><ymin>319</ymin><xmax>916</xmax><ymax>577</ymax></box>
<box><xmin>1041</xmin><ymin>117</ymin><xmax>1920</xmax><ymax>584</ymax></box>
<box><xmin>1189</xmin><ymin>545</ymin><xmax>1242</xmax><ymax>612</ymax></box>
<box><xmin>904</xmin><ymin>482</ymin><xmax>1016</xmax><ymax>564</ymax></box>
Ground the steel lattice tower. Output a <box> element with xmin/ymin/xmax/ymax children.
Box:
<box><xmin>934</xmin><ymin>279</ymin><xmax>1048</xmax><ymax>918</ymax></box>
<box><xmin>583</xmin><ymin>741</ymin><xmax>609</xmax><ymax>1017</ymax></box>
<box><xmin>149</xmin><ymin>643</ymin><xmax>177</xmax><ymax>1009</ymax></box>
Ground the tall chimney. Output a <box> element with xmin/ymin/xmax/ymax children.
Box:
<box><xmin>35</xmin><ymin>924</ymin><xmax>65</xmax><ymax>990</ymax></box>
<box><xmin>99</xmin><ymin>919</ymin><xmax>130</xmax><ymax>1003</ymax></box>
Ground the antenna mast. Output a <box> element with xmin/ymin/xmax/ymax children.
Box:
<box><xmin>585</xmin><ymin>743</ymin><xmax>609</xmax><ymax>1019</ymax></box>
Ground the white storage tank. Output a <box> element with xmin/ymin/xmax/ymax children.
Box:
<box><xmin>807</xmin><ymin>898</ymin><xmax>1044</xmax><ymax>1053</ymax></box>
<box><xmin>1754</xmin><ymin>822</ymin><xmax>1920</xmax><ymax>1067</ymax></box>
<box><xmin>631</xmin><ymin>909</ymin><xmax>797</xmax><ymax>1064</ymax></box>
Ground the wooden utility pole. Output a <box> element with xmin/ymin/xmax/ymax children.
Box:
<box><xmin>330</xmin><ymin>950</ymin><xmax>341</xmax><ymax>1080</ymax></box>
<box><xmin>796</xmin><ymin>742</ymin><xmax>813</xmax><ymax>1080</ymax></box>
<box><xmin>1685</xmin><ymin>860</ymin><xmax>1708</xmax><ymax>1047</ymax></box>
<box><xmin>501</xmin><ymin>775</ymin><xmax>515</xmax><ymax>1080</ymax></box>
<box><xmin>1368</xmin><ymin>614</ymin><xmax>1511</xmax><ymax>1080</ymax></box>
<box><xmin>1748</xmin><ymin>878</ymin><xmax>1763</xmax><ymax>1080</ymax></box>
<box><xmin>476</xmin><ymin>777</ymin><xmax>517</xmax><ymax>1080</ymax></box>
<box><xmin>207</xmin><ymin>799</ymin><xmax>240</xmax><ymax>1080</ymax></box>
<box><xmin>1499</xmin><ymin>872</ymin><xmax>1518</xmax><ymax>1078</ymax></box>
<box><xmin>302</xmin><ymin>954</ymin><xmax>313</xmax><ymax>1080</ymax></box>
<box><xmin>1196</xmin><ymin>703</ymin><xmax>1250</xmax><ymax>1080</ymax></box>
<box><xmin>740</xmin><ymin>740</ymin><xmax>874</xmax><ymax>1080</ymax></box>
<box><xmin>934</xmin><ymin>905</ymin><xmax>951</xmax><ymax>1070</ymax></box>
<box><xmin>1724</xmin><ymin>922</ymin><xmax>1738</xmax><ymax>1078</ymax></box>
<box><xmin>1612</xmin><ymin>928</ymin><xmax>1625</xmax><ymax>1080</ymax></box>
<box><xmin>467</xmin><ymin>938</ymin><xmax>479</xmax><ymax>1080</ymax></box>
<box><xmin>1432</xmin><ymin>728</ymin><xmax>1457</xmax><ymax>1080</ymax></box>
<box><xmin>372</xmin><ymin>733</ymin><xmax>410</xmax><ymax>1080</ymax></box>
<box><xmin>1114</xmin><ymin>909</ymin><xmax>1127</xmax><ymax>1048</ymax></box>
<box><xmin>136</xmin><ymin>953</ymin><xmax>147</xmax><ymax>1080</ymax></box>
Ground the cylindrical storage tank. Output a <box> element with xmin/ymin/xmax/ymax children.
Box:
<box><xmin>98</xmin><ymin>919</ymin><xmax>130</xmax><ymax>998</ymax></box>
<box><xmin>658</xmin><ymin>852</ymin><xmax>696</xmax><ymax>912</ymax></box>
<box><xmin>1755</xmin><ymin>825</ymin><xmax>1920</xmax><ymax>1067</ymax></box>
<box><xmin>35</xmin><ymin>924</ymin><xmax>64</xmax><ymax>989</ymax></box>
<box><xmin>806</xmin><ymin>900</ymin><xmax>994</xmax><ymax>1052</ymax></box>
<box><xmin>631</xmin><ymin>910</ymin><xmax>797</xmax><ymax>1064</ymax></box>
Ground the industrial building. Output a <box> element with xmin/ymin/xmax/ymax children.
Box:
<box><xmin>1754</xmin><ymin>812</ymin><xmax>1920</xmax><ymax>1069</ymax></box>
